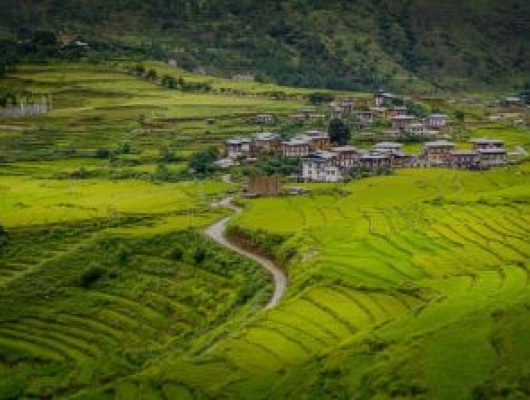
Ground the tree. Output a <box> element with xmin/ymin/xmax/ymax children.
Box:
<box><xmin>146</xmin><ymin>68</ymin><xmax>157</xmax><ymax>81</ymax></box>
<box><xmin>308</xmin><ymin>92</ymin><xmax>334</xmax><ymax>105</ymax></box>
<box><xmin>328</xmin><ymin>118</ymin><xmax>351</xmax><ymax>145</ymax></box>
<box><xmin>189</xmin><ymin>147</ymin><xmax>219</xmax><ymax>174</ymax></box>
<box><xmin>454</xmin><ymin>110</ymin><xmax>465</xmax><ymax>123</ymax></box>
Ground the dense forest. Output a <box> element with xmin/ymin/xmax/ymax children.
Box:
<box><xmin>1</xmin><ymin>0</ymin><xmax>530</xmax><ymax>90</ymax></box>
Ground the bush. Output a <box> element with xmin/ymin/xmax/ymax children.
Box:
<box><xmin>169</xmin><ymin>247</ymin><xmax>184</xmax><ymax>260</ymax></box>
<box><xmin>79</xmin><ymin>265</ymin><xmax>105</xmax><ymax>289</ymax></box>
<box><xmin>193</xmin><ymin>248</ymin><xmax>207</xmax><ymax>264</ymax></box>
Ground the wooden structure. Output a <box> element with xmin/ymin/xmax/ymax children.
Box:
<box><xmin>248</xmin><ymin>174</ymin><xmax>282</xmax><ymax>196</ymax></box>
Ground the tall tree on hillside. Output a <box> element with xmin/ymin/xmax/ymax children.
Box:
<box><xmin>328</xmin><ymin>118</ymin><xmax>351</xmax><ymax>145</ymax></box>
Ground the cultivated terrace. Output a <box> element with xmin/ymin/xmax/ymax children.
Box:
<box><xmin>0</xmin><ymin>8</ymin><xmax>530</xmax><ymax>400</ymax></box>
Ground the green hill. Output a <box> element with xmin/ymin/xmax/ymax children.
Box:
<box><xmin>1</xmin><ymin>0</ymin><xmax>530</xmax><ymax>91</ymax></box>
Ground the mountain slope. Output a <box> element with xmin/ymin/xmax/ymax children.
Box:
<box><xmin>1</xmin><ymin>2</ymin><xmax>529</xmax><ymax>92</ymax></box>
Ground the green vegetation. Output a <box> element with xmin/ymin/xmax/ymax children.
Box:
<box><xmin>1</xmin><ymin>1</ymin><xmax>530</xmax><ymax>91</ymax></box>
<box><xmin>1</xmin><ymin>61</ymin><xmax>530</xmax><ymax>399</ymax></box>
<box><xmin>328</xmin><ymin>118</ymin><xmax>351</xmax><ymax>146</ymax></box>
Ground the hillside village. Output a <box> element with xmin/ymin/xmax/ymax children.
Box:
<box><xmin>222</xmin><ymin>91</ymin><xmax>514</xmax><ymax>184</ymax></box>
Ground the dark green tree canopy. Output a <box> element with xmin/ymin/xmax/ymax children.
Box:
<box><xmin>328</xmin><ymin>118</ymin><xmax>351</xmax><ymax>146</ymax></box>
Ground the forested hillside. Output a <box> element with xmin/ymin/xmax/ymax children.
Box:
<box><xmin>1</xmin><ymin>0</ymin><xmax>530</xmax><ymax>91</ymax></box>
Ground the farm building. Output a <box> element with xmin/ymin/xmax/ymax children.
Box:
<box><xmin>422</xmin><ymin>140</ymin><xmax>456</xmax><ymax>165</ymax></box>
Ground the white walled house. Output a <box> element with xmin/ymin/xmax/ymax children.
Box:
<box><xmin>426</xmin><ymin>114</ymin><xmax>448</xmax><ymax>129</ymax></box>
<box><xmin>302</xmin><ymin>151</ymin><xmax>343</xmax><ymax>182</ymax></box>
<box><xmin>225</xmin><ymin>138</ymin><xmax>252</xmax><ymax>159</ymax></box>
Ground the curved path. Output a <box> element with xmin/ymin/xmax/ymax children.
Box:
<box><xmin>204</xmin><ymin>198</ymin><xmax>287</xmax><ymax>309</ymax></box>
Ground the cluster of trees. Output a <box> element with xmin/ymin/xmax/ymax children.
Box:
<box><xmin>249</xmin><ymin>153</ymin><xmax>301</xmax><ymax>177</ymax></box>
<box><xmin>189</xmin><ymin>147</ymin><xmax>220</xmax><ymax>174</ymax></box>
<box><xmin>129</xmin><ymin>64</ymin><xmax>212</xmax><ymax>92</ymax></box>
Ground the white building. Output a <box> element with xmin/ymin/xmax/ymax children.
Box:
<box><xmin>407</xmin><ymin>123</ymin><xmax>426</xmax><ymax>136</ymax></box>
<box><xmin>302</xmin><ymin>151</ymin><xmax>343</xmax><ymax>182</ymax></box>
<box><xmin>225</xmin><ymin>138</ymin><xmax>252</xmax><ymax>159</ymax></box>
<box><xmin>426</xmin><ymin>114</ymin><xmax>448</xmax><ymax>128</ymax></box>
<box><xmin>373</xmin><ymin>142</ymin><xmax>403</xmax><ymax>154</ymax></box>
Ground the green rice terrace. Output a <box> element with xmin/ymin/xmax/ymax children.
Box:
<box><xmin>1</xmin><ymin>63</ymin><xmax>530</xmax><ymax>400</ymax></box>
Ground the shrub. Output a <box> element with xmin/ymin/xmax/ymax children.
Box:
<box><xmin>193</xmin><ymin>248</ymin><xmax>207</xmax><ymax>264</ymax></box>
<box><xmin>79</xmin><ymin>265</ymin><xmax>105</xmax><ymax>289</ymax></box>
<box><xmin>169</xmin><ymin>247</ymin><xmax>184</xmax><ymax>261</ymax></box>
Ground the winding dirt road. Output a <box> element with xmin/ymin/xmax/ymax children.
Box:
<box><xmin>204</xmin><ymin>198</ymin><xmax>287</xmax><ymax>309</ymax></box>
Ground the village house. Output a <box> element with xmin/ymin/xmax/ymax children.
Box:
<box><xmin>360</xmin><ymin>153</ymin><xmax>392</xmax><ymax>171</ymax></box>
<box><xmin>448</xmin><ymin>150</ymin><xmax>480</xmax><ymax>169</ymax></box>
<box><xmin>308</xmin><ymin>113</ymin><xmax>327</xmax><ymax>122</ymax></box>
<box><xmin>503</xmin><ymin>96</ymin><xmax>523</xmax><ymax>107</ymax></box>
<box><xmin>373</xmin><ymin>142</ymin><xmax>403</xmax><ymax>154</ymax></box>
<box><xmin>380</xmin><ymin>130</ymin><xmax>401</xmax><ymax>140</ymax></box>
<box><xmin>391</xmin><ymin>115</ymin><xmax>415</xmax><ymax>131</ymax></box>
<box><xmin>282</xmin><ymin>138</ymin><xmax>311</xmax><ymax>158</ymax></box>
<box><xmin>374</xmin><ymin>90</ymin><xmax>397</xmax><ymax>107</ymax></box>
<box><xmin>421</xmin><ymin>140</ymin><xmax>456</xmax><ymax>165</ymax></box>
<box><xmin>332</xmin><ymin>99</ymin><xmax>355</xmax><ymax>118</ymax></box>
<box><xmin>252</xmin><ymin>114</ymin><xmax>275</xmax><ymax>124</ymax></box>
<box><xmin>330</xmin><ymin>146</ymin><xmax>364</xmax><ymax>168</ymax></box>
<box><xmin>469</xmin><ymin>138</ymin><xmax>505</xmax><ymax>150</ymax></box>
<box><xmin>301</xmin><ymin>130</ymin><xmax>331</xmax><ymax>150</ymax></box>
<box><xmin>232</xmin><ymin>73</ymin><xmax>255</xmax><ymax>82</ymax></box>
<box><xmin>477</xmin><ymin>148</ymin><xmax>508</xmax><ymax>167</ymax></box>
<box><xmin>253</xmin><ymin>132</ymin><xmax>282</xmax><ymax>153</ymax></box>
<box><xmin>406</xmin><ymin>123</ymin><xmax>426</xmax><ymax>136</ymax></box>
<box><xmin>288</xmin><ymin>113</ymin><xmax>307</xmax><ymax>123</ymax></box>
<box><xmin>302</xmin><ymin>151</ymin><xmax>343</xmax><ymax>182</ymax></box>
<box><xmin>370</xmin><ymin>107</ymin><xmax>390</xmax><ymax>118</ymax></box>
<box><xmin>390</xmin><ymin>106</ymin><xmax>408</xmax><ymax>117</ymax></box>
<box><xmin>372</xmin><ymin>142</ymin><xmax>411</xmax><ymax>167</ymax></box>
<box><xmin>426</xmin><ymin>114</ymin><xmax>448</xmax><ymax>129</ymax></box>
<box><xmin>354</xmin><ymin>111</ymin><xmax>375</xmax><ymax>125</ymax></box>
<box><xmin>225</xmin><ymin>138</ymin><xmax>252</xmax><ymax>159</ymax></box>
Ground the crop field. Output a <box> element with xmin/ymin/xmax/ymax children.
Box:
<box><xmin>0</xmin><ymin>63</ymin><xmax>307</xmax><ymax>163</ymax></box>
<box><xmin>1</xmin><ymin>62</ymin><xmax>530</xmax><ymax>399</ymax></box>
